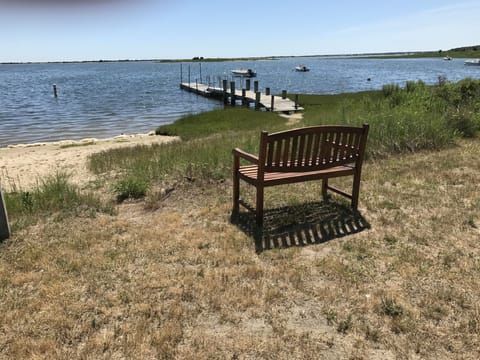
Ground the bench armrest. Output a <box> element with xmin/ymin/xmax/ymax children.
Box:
<box><xmin>232</xmin><ymin>148</ymin><xmax>259</xmax><ymax>165</ymax></box>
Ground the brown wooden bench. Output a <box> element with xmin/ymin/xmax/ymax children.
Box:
<box><xmin>232</xmin><ymin>124</ymin><xmax>369</xmax><ymax>225</ymax></box>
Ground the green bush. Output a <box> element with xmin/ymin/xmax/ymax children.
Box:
<box><xmin>447</xmin><ymin>110</ymin><xmax>478</xmax><ymax>137</ymax></box>
<box><xmin>113</xmin><ymin>176</ymin><xmax>149</xmax><ymax>202</ymax></box>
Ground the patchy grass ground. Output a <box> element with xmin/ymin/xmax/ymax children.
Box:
<box><xmin>1</xmin><ymin>138</ymin><xmax>479</xmax><ymax>359</ymax></box>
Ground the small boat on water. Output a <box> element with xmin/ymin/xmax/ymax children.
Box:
<box><xmin>231</xmin><ymin>68</ymin><xmax>256</xmax><ymax>77</ymax></box>
<box><xmin>464</xmin><ymin>59</ymin><xmax>480</xmax><ymax>66</ymax></box>
<box><xmin>295</xmin><ymin>65</ymin><xmax>310</xmax><ymax>72</ymax></box>
<box><xmin>443</xmin><ymin>56</ymin><xmax>453</xmax><ymax>61</ymax></box>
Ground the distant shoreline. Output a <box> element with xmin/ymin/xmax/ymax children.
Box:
<box><xmin>2</xmin><ymin>46</ymin><xmax>479</xmax><ymax>65</ymax></box>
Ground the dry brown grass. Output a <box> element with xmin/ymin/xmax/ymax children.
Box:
<box><xmin>1</xmin><ymin>138</ymin><xmax>479</xmax><ymax>359</ymax></box>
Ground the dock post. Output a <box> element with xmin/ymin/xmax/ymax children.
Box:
<box><xmin>270</xmin><ymin>95</ymin><xmax>275</xmax><ymax>112</ymax></box>
<box><xmin>242</xmin><ymin>89</ymin><xmax>247</xmax><ymax>106</ymax></box>
<box><xmin>188</xmin><ymin>65</ymin><xmax>191</xmax><ymax>84</ymax></box>
<box><xmin>230</xmin><ymin>81</ymin><xmax>236</xmax><ymax>106</ymax></box>
<box><xmin>223</xmin><ymin>79</ymin><xmax>228</xmax><ymax>104</ymax></box>
<box><xmin>53</xmin><ymin>84</ymin><xmax>58</xmax><ymax>98</ymax></box>
<box><xmin>265</xmin><ymin>87</ymin><xmax>270</xmax><ymax>96</ymax></box>
<box><xmin>0</xmin><ymin>185</ymin><xmax>10</xmax><ymax>241</ymax></box>
<box><xmin>246</xmin><ymin>79</ymin><xmax>251</xmax><ymax>91</ymax></box>
<box><xmin>254</xmin><ymin>81</ymin><xmax>259</xmax><ymax>93</ymax></box>
<box><xmin>180</xmin><ymin>63</ymin><xmax>183</xmax><ymax>83</ymax></box>
<box><xmin>282</xmin><ymin>90</ymin><xmax>287</xmax><ymax>99</ymax></box>
<box><xmin>295</xmin><ymin>94</ymin><xmax>299</xmax><ymax>110</ymax></box>
<box><xmin>255</xmin><ymin>92</ymin><xmax>261</xmax><ymax>110</ymax></box>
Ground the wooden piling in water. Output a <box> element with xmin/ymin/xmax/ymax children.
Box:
<box><xmin>254</xmin><ymin>81</ymin><xmax>259</xmax><ymax>93</ymax></box>
<box><xmin>255</xmin><ymin>92</ymin><xmax>261</xmax><ymax>110</ymax></box>
<box><xmin>53</xmin><ymin>84</ymin><xmax>58</xmax><ymax>98</ymax></box>
<box><xmin>230</xmin><ymin>81</ymin><xmax>236</xmax><ymax>106</ymax></box>
<box><xmin>265</xmin><ymin>87</ymin><xmax>270</xmax><ymax>96</ymax></box>
<box><xmin>246</xmin><ymin>79</ymin><xmax>251</xmax><ymax>91</ymax></box>
<box><xmin>282</xmin><ymin>90</ymin><xmax>287</xmax><ymax>99</ymax></box>
<box><xmin>223</xmin><ymin>79</ymin><xmax>228</xmax><ymax>104</ymax></box>
<box><xmin>270</xmin><ymin>95</ymin><xmax>274</xmax><ymax>112</ymax></box>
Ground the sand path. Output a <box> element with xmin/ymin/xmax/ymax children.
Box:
<box><xmin>0</xmin><ymin>133</ymin><xmax>178</xmax><ymax>191</ymax></box>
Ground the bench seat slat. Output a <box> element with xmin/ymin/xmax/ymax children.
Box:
<box><xmin>239</xmin><ymin>165</ymin><xmax>355</xmax><ymax>186</ymax></box>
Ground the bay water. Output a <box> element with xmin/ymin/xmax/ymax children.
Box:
<box><xmin>1</xmin><ymin>56</ymin><xmax>479</xmax><ymax>147</ymax></box>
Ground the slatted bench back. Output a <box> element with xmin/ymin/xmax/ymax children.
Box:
<box><xmin>259</xmin><ymin>125</ymin><xmax>369</xmax><ymax>172</ymax></box>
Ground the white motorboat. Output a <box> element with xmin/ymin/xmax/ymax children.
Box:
<box><xmin>231</xmin><ymin>68</ymin><xmax>257</xmax><ymax>77</ymax></box>
<box><xmin>464</xmin><ymin>59</ymin><xmax>480</xmax><ymax>66</ymax></box>
<box><xmin>295</xmin><ymin>65</ymin><xmax>310</xmax><ymax>72</ymax></box>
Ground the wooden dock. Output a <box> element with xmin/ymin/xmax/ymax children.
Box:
<box><xmin>180</xmin><ymin>81</ymin><xmax>303</xmax><ymax>113</ymax></box>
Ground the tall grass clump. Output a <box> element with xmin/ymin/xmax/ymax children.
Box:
<box><xmin>4</xmin><ymin>172</ymin><xmax>113</xmax><ymax>231</ymax></box>
<box><xmin>382</xmin><ymin>83</ymin><xmax>404</xmax><ymax>107</ymax></box>
<box><xmin>113</xmin><ymin>176</ymin><xmax>148</xmax><ymax>202</ymax></box>
<box><xmin>303</xmin><ymin>79</ymin><xmax>480</xmax><ymax>157</ymax></box>
<box><xmin>435</xmin><ymin>78</ymin><xmax>480</xmax><ymax>137</ymax></box>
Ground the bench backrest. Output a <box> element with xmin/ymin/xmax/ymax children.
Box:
<box><xmin>258</xmin><ymin>124</ymin><xmax>369</xmax><ymax>172</ymax></box>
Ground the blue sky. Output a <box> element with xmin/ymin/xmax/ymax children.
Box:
<box><xmin>1</xmin><ymin>0</ymin><xmax>479</xmax><ymax>62</ymax></box>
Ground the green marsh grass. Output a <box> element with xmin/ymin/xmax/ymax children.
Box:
<box><xmin>155</xmin><ymin>107</ymin><xmax>286</xmax><ymax>140</ymax></box>
<box><xmin>89</xmin><ymin>108</ymin><xmax>288</xmax><ymax>195</ymax></box>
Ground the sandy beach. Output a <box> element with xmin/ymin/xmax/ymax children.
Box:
<box><xmin>0</xmin><ymin>133</ymin><xmax>178</xmax><ymax>191</ymax></box>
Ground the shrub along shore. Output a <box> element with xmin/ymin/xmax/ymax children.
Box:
<box><xmin>1</xmin><ymin>78</ymin><xmax>479</xmax><ymax>359</ymax></box>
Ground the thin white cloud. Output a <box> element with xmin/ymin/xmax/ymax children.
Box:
<box><xmin>422</xmin><ymin>1</ymin><xmax>480</xmax><ymax>14</ymax></box>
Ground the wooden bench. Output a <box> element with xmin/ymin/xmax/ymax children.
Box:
<box><xmin>232</xmin><ymin>124</ymin><xmax>369</xmax><ymax>225</ymax></box>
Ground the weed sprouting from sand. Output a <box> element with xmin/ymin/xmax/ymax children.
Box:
<box><xmin>113</xmin><ymin>175</ymin><xmax>148</xmax><ymax>202</ymax></box>
<box><xmin>381</xmin><ymin>297</ymin><xmax>404</xmax><ymax>317</ymax></box>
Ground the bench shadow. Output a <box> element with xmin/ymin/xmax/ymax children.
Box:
<box><xmin>231</xmin><ymin>201</ymin><xmax>370</xmax><ymax>253</ymax></box>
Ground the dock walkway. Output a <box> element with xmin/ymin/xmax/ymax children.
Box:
<box><xmin>180</xmin><ymin>82</ymin><xmax>303</xmax><ymax>113</ymax></box>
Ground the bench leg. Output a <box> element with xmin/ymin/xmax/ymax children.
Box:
<box><xmin>233</xmin><ymin>174</ymin><xmax>240</xmax><ymax>214</ymax></box>
<box><xmin>322</xmin><ymin>178</ymin><xmax>329</xmax><ymax>201</ymax></box>
<box><xmin>233</xmin><ymin>158</ymin><xmax>240</xmax><ymax>214</ymax></box>
<box><xmin>255</xmin><ymin>185</ymin><xmax>264</xmax><ymax>226</ymax></box>
<box><xmin>351</xmin><ymin>172</ymin><xmax>360</xmax><ymax>209</ymax></box>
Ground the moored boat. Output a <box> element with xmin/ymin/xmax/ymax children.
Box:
<box><xmin>464</xmin><ymin>59</ymin><xmax>480</xmax><ymax>66</ymax></box>
<box><xmin>231</xmin><ymin>68</ymin><xmax>256</xmax><ymax>77</ymax></box>
<box><xmin>295</xmin><ymin>65</ymin><xmax>310</xmax><ymax>72</ymax></box>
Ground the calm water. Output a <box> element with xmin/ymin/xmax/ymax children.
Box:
<box><xmin>1</xmin><ymin>57</ymin><xmax>479</xmax><ymax>147</ymax></box>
